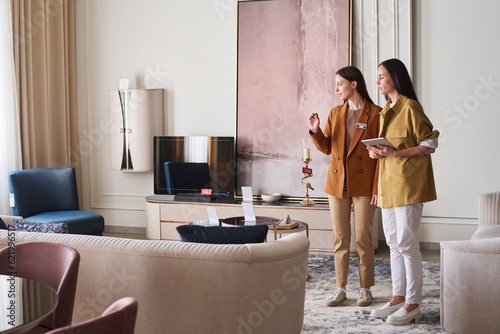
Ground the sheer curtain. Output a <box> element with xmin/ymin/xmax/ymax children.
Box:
<box><xmin>0</xmin><ymin>0</ymin><xmax>22</xmax><ymax>215</ymax></box>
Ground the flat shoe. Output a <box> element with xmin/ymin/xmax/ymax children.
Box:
<box><xmin>370</xmin><ymin>301</ymin><xmax>405</xmax><ymax>319</ymax></box>
<box><xmin>357</xmin><ymin>289</ymin><xmax>373</xmax><ymax>307</ymax></box>
<box><xmin>387</xmin><ymin>306</ymin><xmax>422</xmax><ymax>325</ymax></box>
<box><xmin>325</xmin><ymin>289</ymin><xmax>347</xmax><ymax>307</ymax></box>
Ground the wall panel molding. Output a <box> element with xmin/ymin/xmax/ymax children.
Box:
<box><xmin>81</xmin><ymin>1</ymin><xmax>154</xmax><ymax>213</ymax></box>
<box><xmin>352</xmin><ymin>0</ymin><xmax>412</xmax><ymax>106</ymax></box>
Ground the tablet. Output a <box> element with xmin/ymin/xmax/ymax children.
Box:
<box><xmin>361</xmin><ymin>137</ymin><xmax>397</xmax><ymax>150</ymax></box>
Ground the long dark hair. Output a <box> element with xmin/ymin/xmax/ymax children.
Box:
<box><xmin>379</xmin><ymin>58</ymin><xmax>419</xmax><ymax>103</ymax></box>
<box><xmin>336</xmin><ymin>66</ymin><xmax>373</xmax><ymax>104</ymax></box>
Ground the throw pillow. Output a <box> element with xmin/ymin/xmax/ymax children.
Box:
<box><xmin>0</xmin><ymin>218</ymin><xmax>7</xmax><ymax>230</ymax></box>
<box><xmin>12</xmin><ymin>219</ymin><xmax>69</xmax><ymax>234</ymax></box>
<box><xmin>176</xmin><ymin>224</ymin><xmax>268</xmax><ymax>244</ymax></box>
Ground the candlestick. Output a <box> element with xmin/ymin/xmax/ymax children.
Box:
<box><xmin>300</xmin><ymin>157</ymin><xmax>316</xmax><ymax>207</ymax></box>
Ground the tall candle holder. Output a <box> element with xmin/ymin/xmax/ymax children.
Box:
<box><xmin>300</xmin><ymin>157</ymin><xmax>316</xmax><ymax>206</ymax></box>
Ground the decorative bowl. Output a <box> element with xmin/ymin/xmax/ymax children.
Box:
<box><xmin>261</xmin><ymin>193</ymin><xmax>281</xmax><ymax>203</ymax></box>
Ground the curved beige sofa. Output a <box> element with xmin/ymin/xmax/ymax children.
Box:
<box><xmin>0</xmin><ymin>230</ymin><xmax>309</xmax><ymax>334</ymax></box>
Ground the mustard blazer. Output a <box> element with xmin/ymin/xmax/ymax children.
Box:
<box><xmin>377</xmin><ymin>95</ymin><xmax>440</xmax><ymax>208</ymax></box>
<box><xmin>310</xmin><ymin>100</ymin><xmax>381</xmax><ymax>198</ymax></box>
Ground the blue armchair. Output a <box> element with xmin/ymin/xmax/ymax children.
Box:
<box><xmin>8</xmin><ymin>167</ymin><xmax>104</xmax><ymax>235</ymax></box>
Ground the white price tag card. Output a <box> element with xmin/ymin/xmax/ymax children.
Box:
<box><xmin>206</xmin><ymin>207</ymin><xmax>219</xmax><ymax>224</ymax></box>
<box><xmin>119</xmin><ymin>75</ymin><xmax>130</xmax><ymax>90</ymax></box>
<box><xmin>242</xmin><ymin>202</ymin><xmax>256</xmax><ymax>224</ymax></box>
<box><xmin>241</xmin><ymin>186</ymin><xmax>253</xmax><ymax>202</ymax></box>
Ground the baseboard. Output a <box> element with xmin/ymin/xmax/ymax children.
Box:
<box><xmin>104</xmin><ymin>225</ymin><xmax>146</xmax><ymax>234</ymax></box>
<box><xmin>377</xmin><ymin>241</ymin><xmax>440</xmax><ymax>251</ymax></box>
<box><xmin>420</xmin><ymin>241</ymin><xmax>440</xmax><ymax>251</ymax></box>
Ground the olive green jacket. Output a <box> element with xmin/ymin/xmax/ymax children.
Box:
<box><xmin>377</xmin><ymin>95</ymin><xmax>439</xmax><ymax>208</ymax></box>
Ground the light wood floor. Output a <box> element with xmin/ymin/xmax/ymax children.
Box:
<box><xmin>103</xmin><ymin>231</ymin><xmax>441</xmax><ymax>263</ymax></box>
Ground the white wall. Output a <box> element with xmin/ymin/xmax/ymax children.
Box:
<box><xmin>75</xmin><ymin>0</ymin><xmax>237</xmax><ymax>230</ymax></box>
<box><xmin>413</xmin><ymin>0</ymin><xmax>500</xmax><ymax>241</ymax></box>
<box><xmin>76</xmin><ymin>0</ymin><xmax>500</xmax><ymax>242</ymax></box>
<box><xmin>415</xmin><ymin>0</ymin><xmax>500</xmax><ymax>217</ymax></box>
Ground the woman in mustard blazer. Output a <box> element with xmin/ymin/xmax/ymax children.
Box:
<box><xmin>308</xmin><ymin>66</ymin><xmax>380</xmax><ymax>307</ymax></box>
<box><xmin>367</xmin><ymin>58</ymin><xmax>439</xmax><ymax>326</ymax></box>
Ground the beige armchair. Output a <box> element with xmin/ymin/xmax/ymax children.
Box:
<box><xmin>440</xmin><ymin>191</ymin><xmax>500</xmax><ymax>334</ymax></box>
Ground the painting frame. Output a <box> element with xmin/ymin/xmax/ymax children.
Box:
<box><xmin>236</xmin><ymin>0</ymin><xmax>352</xmax><ymax>201</ymax></box>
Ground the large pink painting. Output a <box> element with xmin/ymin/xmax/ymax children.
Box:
<box><xmin>237</xmin><ymin>0</ymin><xmax>351</xmax><ymax>198</ymax></box>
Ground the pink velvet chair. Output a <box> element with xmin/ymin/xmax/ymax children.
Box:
<box><xmin>0</xmin><ymin>241</ymin><xmax>80</xmax><ymax>333</ymax></box>
<box><xmin>46</xmin><ymin>297</ymin><xmax>138</xmax><ymax>334</ymax></box>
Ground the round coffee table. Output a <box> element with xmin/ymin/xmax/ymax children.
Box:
<box><xmin>0</xmin><ymin>275</ymin><xmax>58</xmax><ymax>334</ymax></box>
<box><xmin>191</xmin><ymin>216</ymin><xmax>280</xmax><ymax>227</ymax></box>
<box><xmin>220</xmin><ymin>216</ymin><xmax>280</xmax><ymax>226</ymax></box>
<box><xmin>220</xmin><ymin>216</ymin><xmax>280</xmax><ymax>239</ymax></box>
<box><xmin>271</xmin><ymin>220</ymin><xmax>309</xmax><ymax>239</ymax></box>
<box><xmin>191</xmin><ymin>216</ymin><xmax>304</xmax><ymax>241</ymax></box>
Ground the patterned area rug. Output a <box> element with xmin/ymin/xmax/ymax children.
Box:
<box><xmin>302</xmin><ymin>255</ymin><xmax>442</xmax><ymax>333</ymax></box>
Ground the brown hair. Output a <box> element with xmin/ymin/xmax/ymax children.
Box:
<box><xmin>336</xmin><ymin>66</ymin><xmax>374</xmax><ymax>104</ymax></box>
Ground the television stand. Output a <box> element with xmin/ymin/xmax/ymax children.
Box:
<box><xmin>145</xmin><ymin>195</ymin><xmax>380</xmax><ymax>252</ymax></box>
<box><xmin>173</xmin><ymin>193</ymin><xmax>215</xmax><ymax>203</ymax></box>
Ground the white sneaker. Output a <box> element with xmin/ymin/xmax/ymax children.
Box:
<box><xmin>370</xmin><ymin>301</ymin><xmax>405</xmax><ymax>319</ymax></box>
<box><xmin>387</xmin><ymin>306</ymin><xmax>422</xmax><ymax>325</ymax></box>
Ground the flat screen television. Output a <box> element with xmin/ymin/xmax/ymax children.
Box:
<box><xmin>154</xmin><ymin>136</ymin><xmax>235</xmax><ymax>196</ymax></box>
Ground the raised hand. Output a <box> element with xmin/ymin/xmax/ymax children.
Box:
<box><xmin>308</xmin><ymin>113</ymin><xmax>320</xmax><ymax>134</ymax></box>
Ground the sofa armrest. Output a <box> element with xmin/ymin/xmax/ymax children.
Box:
<box><xmin>440</xmin><ymin>237</ymin><xmax>500</xmax><ymax>254</ymax></box>
<box><xmin>440</xmin><ymin>238</ymin><xmax>500</xmax><ymax>333</ymax></box>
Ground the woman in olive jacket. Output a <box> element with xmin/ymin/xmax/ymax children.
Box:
<box><xmin>309</xmin><ymin>66</ymin><xmax>380</xmax><ymax>308</ymax></box>
<box><xmin>367</xmin><ymin>58</ymin><xmax>439</xmax><ymax>326</ymax></box>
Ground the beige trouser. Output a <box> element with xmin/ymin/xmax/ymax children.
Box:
<box><xmin>328</xmin><ymin>195</ymin><xmax>375</xmax><ymax>289</ymax></box>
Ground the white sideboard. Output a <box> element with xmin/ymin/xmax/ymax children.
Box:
<box><xmin>145</xmin><ymin>196</ymin><xmax>380</xmax><ymax>252</ymax></box>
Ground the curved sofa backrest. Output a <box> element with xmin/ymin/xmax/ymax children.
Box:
<box><xmin>8</xmin><ymin>167</ymin><xmax>79</xmax><ymax>217</ymax></box>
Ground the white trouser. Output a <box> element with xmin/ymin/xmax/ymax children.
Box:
<box><xmin>381</xmin><ymin>203</ymin><xmax>423</xmax><ymax>304</ymax></box>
